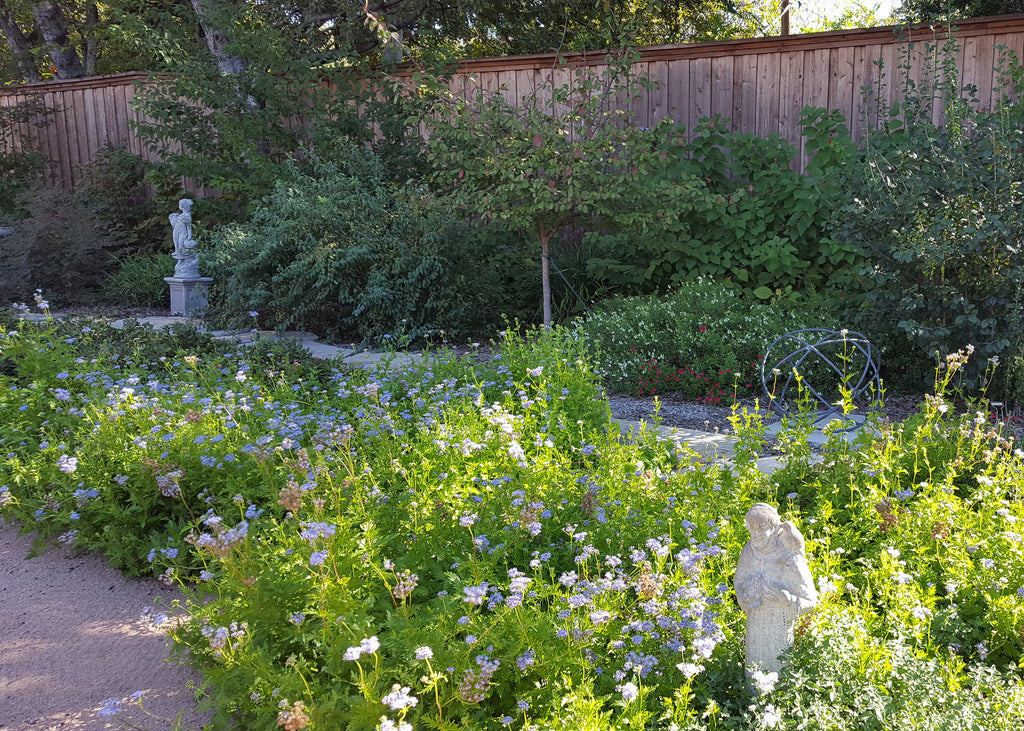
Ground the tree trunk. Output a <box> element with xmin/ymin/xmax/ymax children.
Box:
<box><xmin>31</xmin><ymin>0</ymin><xmax>86</xmax><ymax>78</ymax></box>
<box><xmin>190</xmin><ymin>0</ymin><xmax>261</xmax><ymax>134</ymax></box>
<box><xmin>82</xmin><ymin>2</ymin><xmax>98</xmax><ymax>75</ymax></box>
<box><xmin>0</xmin><ymin>0</ymin><xmax>41</xmax><ymax>82</ymax></box>
<box><xmin>190</xmin><ymin>0</ymin><xmax>249</xmax><ymax>76</ymax></box>
<box><xmin>540</xmin><ymin>227</ymin><xmax>552</xmax><ymax>328</ymax></box>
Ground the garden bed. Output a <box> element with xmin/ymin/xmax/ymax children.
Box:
<box><xmin>2</xmin><ymin>311</ymin><xmax>1024</xmax><ymax>730</ymax></box>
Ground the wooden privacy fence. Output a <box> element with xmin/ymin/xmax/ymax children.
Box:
<box><xmin>445</xmin><ymin>14</ymin><xmax>1024</xmax><ymax>170</ymax></box>
<box><xmin>3</xmin><ymin>15</ymin><xmax>1024</xmax><ymax>190</ymax></box>
<box><xmin>1</xmin><ymin>71</ymin><xmax>154</xmax><ymax>190</ymax></box>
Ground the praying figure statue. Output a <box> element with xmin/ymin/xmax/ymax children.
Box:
<box><xmin>734</xmin><ymin>503</ymin><xmax>817</xmax><ymax>678</ymax></box>
<box><xmin>170</xmin><ymin>198</ymin><xmax>199</xmax><ymax>278</ymax></box>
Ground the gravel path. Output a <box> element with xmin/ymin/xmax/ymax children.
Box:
<box><xmin>0</xmin><ymin>519</ymin><xmax>208</xmax><ymax>731</ymax></box>
<box><xmin>608</xmin><ymin>391</ymin><xmax>1023</xmax><ymax>439</ymax></box>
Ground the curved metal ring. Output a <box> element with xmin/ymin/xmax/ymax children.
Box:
<box><xmin>761</xmin><ymin>329</ymin><xmax>881</xmax><ymax>420</ymax></box>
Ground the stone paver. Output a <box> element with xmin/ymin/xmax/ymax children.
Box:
<box><xmin>616</xmin><ymin>413</ymin><xmax>852</xmax><ymax>476</ymax></box>
<box><xmin>764</xmin><ymin>411</ymin><xmax>867</xmax><ymax>447</ymax></box>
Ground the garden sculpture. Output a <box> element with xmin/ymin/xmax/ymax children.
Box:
<box><xmin>170</xmin><ymin>198</ymin><xmax>200</xmax><ymax>278</ymax></box>
<box><xmin>761</xmin><ymin>329</ymin><xmax>880</xmax><ymax>425</ymax></box>
<box><xmin>734</xmin><ymin>503</ymin><xmax>817</xmax><ymax>681</ymax></box>
<box><xmin>165</xmin><ymin>198</ymin><xmax>212</xmax><ymax>315</ymax></box>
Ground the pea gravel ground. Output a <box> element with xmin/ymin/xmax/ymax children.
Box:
<box><xmin>0</xmin><ymin>518</ymin><xmax>209</xmax><ymax>731</ymax></box>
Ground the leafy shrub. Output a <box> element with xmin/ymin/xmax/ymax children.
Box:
<box><xmin>133</xmin><ymin>43</ymin><xmax>431</xmax><ymax>218</ymax></box>
<box><xmin>831</xmin><ymin>36</ymin><xmax>1024</xmax><ymax>397</ymax></box>
<box><xmin>576</xmin><ymin>281</ymin><xmax>830</xmax><ymax>398</ymax></box>
<box><xmin>101</xmin><ymin>253</ymin><xmax>175</xmax><ymax>307</ymax></box>
<box><xmin>0</xmin><ymin>189</ymin><xmax>126</xmax><ymax>303</ymax></box>
<box><xmin>0</xmin><ymin>149</ymin><xmax>45</xmax><ymax>221</ymax></box>
<box><xmin>427</xmin><ymin>53</ymin><xmax>709</xmax><ymax>326</ymax></box>
<box><xmin>205</xmin><ymin>147</ymin><xmax>504</xmax><ymax>343</ymax></box>
<box><xmin>585</xmin><ymin>108</ymin><xmax>858</xmax><ymax>299</ymax></box>
<box><xmin>0</xmin><ymin>97</ymin><xmax>49</xmax><ymax>221</ymax></box>
<box><xmin>766</xmin><ymin>605</ymin><xmax>1024</xmax><ymax>730</ymax></box>
<box><xmin>79</xmin><ymin>145</ymin><xmax>174</xmax><ymax>255</ymax></box>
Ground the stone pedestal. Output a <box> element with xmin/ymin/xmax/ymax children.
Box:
<box><xmin>165</xmin><ymin>277</ymin><xmax>213</xmax><ymax>316</ymax></box>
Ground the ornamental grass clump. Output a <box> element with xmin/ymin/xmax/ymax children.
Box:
<box><xmin>3</xmin><ymin>307</ymin><xmax>1024</xmax><ymax>729</ymax></box>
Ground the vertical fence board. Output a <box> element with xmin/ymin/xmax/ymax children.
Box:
<box><xmin>531</xmin><ymin>67</ymin><xmax>554</xmax><ymax>114</ymax></box>
<box><xmin>733</xmin><ymin>53</ymin><xmax>758</xmax><ymax>134</ymax></box>
<box><xmin>905</xmin><ymin>35</ymin><xmax>932</xmax><ymax>122</ymax></box>
<box><xmin>550</xmin><ymin>66</ymin><xmax>571</xmax><ymax>118</ymax></box>
<box><xmin>69</xmin><ymin>89</ymin><xmax>86</xmax><ymax>185</ymax></box>
<box><xmin>666</xmin><ymin>57</ymin><xmax>690</xmax><ymax>130</ymax></box>
<box><xmin>875</xmin><ymin>41</ymin><xmax>898</xmax><ymax>125</ymax></box>
<box><xmin>648</xmin><ymin>60</ymin><xmax>670</xmax><ymax>127</ymax></box>
<box><xmin>778</xmin><ymin>50</ymin><xmax>806</xmax><ymax>166</ymax></box>
<box><xmin>51</xmin><ymin>90</ymin><xmax>70</xmax><ymax>187</ymax></box>
<box><xmin>481</xmin><ymin>68</ymin><xmax>499</xmax><ymax>99</ymax></box>
<box><xmin>120</xmin><ymin>82</ymin><xmax>135</xmax><ymax>148</ymax></box>
<box><xmin>630</xmin><ymin>61</ymin><xmax>650</xmax><ymax>129</ymax></box>
<box><xmin>95</xmin><ymin>83</ymin><xmax>110</xmax><ymax>149</ymax></box>
<box><xmin>3</xmin><ymin>93</ymin><xmax>21</xmax><ymax>155</ymax></box>
<box><xmin>992</xmin><ymin>33</ymin><xmax>1014</xmax><ymax>100</ymax></box>
<box><xmin>755</xmin><ymin>53</ymin><xmax>780</xmax><ymax>138</ymax></box>
<box><xmin>1007</xmin><ymin>31</ymin><xmax>1024</xmax><ymax>94</ymax></box>
<box><xmin>79</xmin><ymin>88</ymin><xmax>97</xmax><ymax>175</ymax></box>
<box><xmin>42</xmin><ymin>91</ymin><xmax>62</xmax><ymax>188</ymax></box>
<box><xmin>939</xmin><ymin>35</ymin><xmax>955</xmax><ymax>123</ymax></box>
<box><xmin>974</xmin><ymin>33</ymin><xmax>996</xmax><ymax>111</ymax></box>
<box><xmin>1</xmin><ymin>93</ymin><xmax>22</xmax><ymax>154</ymax></box>
<box><xmin>851</xmin><ymin>44</ymin><xmax>881</xmax><ymax>141</ymax></box>
<box><xmin>120</xmin><ymin>84</ymin><xmax>140</xmax><ymax>157</ymax></box>
<box><xmin>829</xmin><ymin>45</ymin><xmax>856</xmax><ymax>125</ymax></box>
<box><xmin>803</xmin><ymin>49</ymin><xmax>830</xmax><ymax>169</ymax></box>
<box><xmin>805</xmin><ymin>48</ymin><xmax>830</xmax><ymax>108</ymax></box>
<box><xmin>17</xmin><ymin>93</ymin><xmax>33</xmax><ymax>155</ymax></box>
<box><xmin>59</xmin><ymin>91</ymin><xmax>79</xmax><ymax>187</ymax></box>
<box><xmin>690</xmin><ymin>56</ymin><xmax>712</xmax><ymax>126</ymax></box>
<box><xmin>514</xmin><ymin>68</ymin><xmax>536</xmax><ymax>104</ymax></box>
<box><xmin>496</xmin><ymin>69</ymin><xmax>517</xmax><ymax>106</ymax></box>
<box><xmin>710</xmin><ymin>55</ymin><xmax>734</xmax><ymax>124</ymax></box>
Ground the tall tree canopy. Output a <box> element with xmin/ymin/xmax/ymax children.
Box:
<box><xmin>411</xmin><ymin>0</ymin><xmax>766</xmax><ymax>58</ymax></box>
<box><xmin>0</xmin><ymin>0</ymin><xmax>204</xmax><ymax>83</ymax></box>
<box><xmin>1</xmin><ymin>0</ymin><xmax>771</xmax><ymax>83</ymax></box>
<box><xmin>897</xmin><ymin>0</ymin><xmax>1024</xmax><ymax>21</ymax></box>
<box><xmin>0</xmin><ymin>0</ymin><xmax>90</xmax><ymax>81</ymax></box>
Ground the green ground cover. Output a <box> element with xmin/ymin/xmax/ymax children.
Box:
<box><xmin>2</xmin><ymin>307</ymin><xmax>1024</xmax><ymax>729</ymax></box>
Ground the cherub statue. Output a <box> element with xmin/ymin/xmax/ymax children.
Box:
<box><xmin>734</xmin><ymin>503</ymin><xmax>817</xmax><ymax>678</ymax></box>
<box><xmin>170</xmin><ymin>198</ymin><xmax>199</xmax><ymax>278</ymax></box>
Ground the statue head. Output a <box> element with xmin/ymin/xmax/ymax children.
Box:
<box><xmin>179</xmin><ymin>198</ymin><xmax>193</xmax><ymax>213</ymax></box>
<box><xmin>745</xmin><ymin>503</ymin><xmax>781</xmax><ymax>549</ymax></box>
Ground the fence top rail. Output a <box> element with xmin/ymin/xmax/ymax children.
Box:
<box><xmin>0</xmin><ymin>71</ymin><xmax>161</xmax><ymax>96</ymax></box>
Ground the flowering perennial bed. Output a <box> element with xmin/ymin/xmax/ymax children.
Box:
<box><xmin>2</xmin><ymin>311</ymin><xmax>1024</xmax><ymax>730</ymax></box>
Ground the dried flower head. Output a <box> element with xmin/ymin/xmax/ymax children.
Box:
<box><xmin>277</xmin><ymin>701</ymin><xmax>310</xmax><ymax>731</ymax></box>
<box><xmin>278</xmin><ymin>480</ymin><xmax>303</xmax><ymax>513</ymax></box>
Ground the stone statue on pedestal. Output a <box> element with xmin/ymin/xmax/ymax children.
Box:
<box><xmin>170</xmin><ymin>198</ymin><xmax>199</xmax><ymax>279</ymax></box>
<box><xmin>165</xmin><ymin>198</ymin><xmax>212</xmax><ymax>316</ymax></box>
<box><xmin>734</xmin><ymin>503</ymin><xmax>817</xmax><ymax>680</ymax></box>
